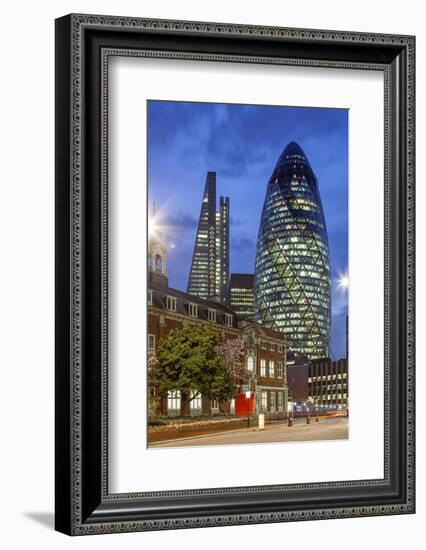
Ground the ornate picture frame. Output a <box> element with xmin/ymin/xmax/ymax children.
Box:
<box><xmin>55</xmin><ymin>14</ymin><xmax>415</xmax><ymax>535</ymax></box>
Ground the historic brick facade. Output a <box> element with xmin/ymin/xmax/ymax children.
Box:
<box><xmin>147</xmin><ymin>230</ymin><xmax>288</xmax><ymax>418</ymax></box>
<box><xmin>239</xmin><ymin>321</ymin><xmax>288</xmax><ymax>418</ymax></box>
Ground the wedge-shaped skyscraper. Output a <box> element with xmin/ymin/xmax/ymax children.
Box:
<box><xmin>187</xmin><ymin>171</ymin><xmax>229</xmax><ymax>304</ymax></box>
<box><xmin>254</xmin><ymin>141</ymin><xmax>331</xmax><ymax>359</ymax></box>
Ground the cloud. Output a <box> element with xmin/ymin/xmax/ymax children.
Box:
<box><xmin>164</xmin><ymin>212</ymin><xmax>198</xmax><ymax>231</ymax></box>
<box><xmin>232</xmin><ymin>236</ymin><xmax>255</xmax><ymax>252</ymax></box>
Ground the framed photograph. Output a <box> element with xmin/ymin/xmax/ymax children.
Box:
<box><xmin>55</xmin><ymin>14</ymin><xmax>415</xmax><ymax>535</ymax></box>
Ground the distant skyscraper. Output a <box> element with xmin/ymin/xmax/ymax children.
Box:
<box><xmin>254</xmin><ymin>141</ymin><xmax>331</xmax><ymax>359</ymax></box>
<box><xmin>228</xmin><ymin>274</ymin><xmax>255</xmax><ymax>319</ymax></box>
<box><xmin>188</xmin><ymin>171</ymin><xmax>230</xmax><ymax>304</ymax></box>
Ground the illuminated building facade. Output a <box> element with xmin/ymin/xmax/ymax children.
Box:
<box><xmin>228</xmin><ymin>273</ymin><xmax>255</xmax><ymax>319</ymax></box>
<box><xmin>308</xmin><ymin>358</ymin><xmax>348</xmax><ymax>408</ymax></box>
<box><xmin>187</xmin><ymin>171</ymin><xmax>229</xmax><ymax>304</ymax></box>
<box><xmin>254</xmin><ymin>141</ymin><xmax>331</xmax><ymax>359</ymax></box>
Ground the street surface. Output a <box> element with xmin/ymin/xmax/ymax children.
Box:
<box><xmin>149</xmin><ymin>417</ymin><xmax>348</xmax><ymax>448</ymax></box>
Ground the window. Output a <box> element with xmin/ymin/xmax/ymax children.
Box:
<box><xmin>270</xmin><ymin>342</ymin><xmax>275</xmax><ymax>352</ymax></box>
<box><xmin>167</xmin><ymin>390</ymin><xmax>181</xmax><ymax>411</ymax></box>
<box><xmin>188</xmin><ymin>303</ymin><xmax>198</xmax><ymax>317</ymax></box>
<box><xmin>211</xmin><ymin>398</ymin><xmax>219</xmax><ymax>409</ymax></box>
<box><xmin>154</xmin><ymin>254</ymin><xmax>163</xmax><ymax>272</ymax></box>
<box><xmin>247</xmin><ymin>355</ymin><xmax>254</xmax><ymax>372</ymax></box>
<box><xmin>277</xmin><ymin>392</ymin><xmax>284</xmax><ymax>411</ymax></box>
<box><xmin>261</xmin><ymin>391</ymin><xmax>268</xmax><ymax>412</ymax></box>
<box><xmin>277</xmin><ymin>362</ymin><xmax>283</xmax><ymax>377</ymax></box>
<box><xmin>277</xmin><ymin>344</ymin><xmax>283</xmax><ymax>353</ymax></box>
<box><xmin>190</xmin><ymin>392</ymin><xmax>202</xmax><ymax>410</ymax></box>
<box><xmin>148</xmin><ymin>290</ymin><xmax>153</xmax><ymax>305</ymax></box>
<box><xmin>166</xmin><ymin>296</ymin><xmax>177</xmax><ymax>311</ymax></box>
<box><xmin>260</xmin><ymin>359</ymin><xmax>266</xmax><ymax>376</ymax></box>
<box><xmin>261</xmin><ymin>341</ymin><xmax>267</xmax><ymax>350</ymax></box>
<box><xmin>225</xmin><ymin>313</ymin><xmax>233</xmax><ymax>327</ymax></box>
<box><xmin>269</xmin><ymin>360</ymin><xmax>275</xmax><ymax>377</ymax></box>
<box><xmin>208</xmin><ymin>308</ymin><xmax>216</xmax><ymax>322</ymax></box>
<box><xmin>270</xmin><ymin>392</ymin><xmax>276</xmax><ymax>411</ymax></box>
<box><xmin>148</xmin><ymin>334</ymin><xmax>156</xmax><ymax>353</ymax></box>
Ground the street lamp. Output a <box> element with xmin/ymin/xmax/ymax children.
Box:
<box><xmin>288</xmin><ymin>400</ymin><xmax>294</xmax><ymax>427</ymax></box>
<box><xmin>245</xmin><ymin>390</ymin><xmax>251</xmax><ymax>428</ymax></box>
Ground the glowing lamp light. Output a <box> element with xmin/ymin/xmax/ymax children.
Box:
<box><xmin>148</xmin><ymin>217</ymin><xmax>158</xmax><ymax>238</ymax></box>
<box><xmin>338</xmin><ymin>274</ymin><xmax>349</xmax><ymax>290</ymax></box>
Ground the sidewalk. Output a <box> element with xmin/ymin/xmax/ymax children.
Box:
<box><xmin>148</xmin><ymin>417</ymin><xmax>339</xmax><ymax>447</ymax></box>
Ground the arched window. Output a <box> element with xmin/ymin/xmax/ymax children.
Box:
<box><xmin>155</xmin><ymin>254</ymin><xmax>163</xmax><ymax>272</ymax></box>
<box><xmin>247</xmin><ymin>355</ymin><xmax>254</xmax><ymax>372</ymax></box>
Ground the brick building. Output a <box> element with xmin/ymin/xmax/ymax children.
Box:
<box><xmin>239</xmin><ymin>320</ymin><xmax>288</xmax><ymax>418</ymax></box>
<box><xmin>147</xmin><ymin>232</ymin><xmax>288</xmax><ymax>418</ymax></box>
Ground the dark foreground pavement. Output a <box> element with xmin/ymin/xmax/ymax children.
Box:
<box><xmin>149</xmin><ymin>417</ymin><xmax>348</xmax><ymax>448</ymax></box>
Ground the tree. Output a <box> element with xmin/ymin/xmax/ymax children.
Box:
<box><xmin>147</xmin><ymin>351</ymin><xmax>160</xmax><ymax>416</ymax></box>
<box><xmin>155</xmin><ymin>324</ymin><xmax>235</xmax><ymax>416</ymax></box>
<box><xmin>217</xmin><ymin>337</ymin><xmax>246</xmax><ymax>388</ymax></box>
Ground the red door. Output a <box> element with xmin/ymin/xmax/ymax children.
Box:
<box><xmin>235</xmin><ymin>392</ymin><xmax>254</xmax><ymax>416</ymax></box>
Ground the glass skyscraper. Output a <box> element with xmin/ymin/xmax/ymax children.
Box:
<box><xmin>254</xmin><ymin>141</ymin><xmax>331</xmax><ymax>359</ymax></box>
<box><xmin>187</xmin><ymin>171</ymin><xmax>230</xmax><ymax>304</ymax></box>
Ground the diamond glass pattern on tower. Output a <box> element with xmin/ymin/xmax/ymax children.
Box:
<box><xmin>254</xmin><ymin>141</ymin><xmax>331</xmax><ymax>359</ymax></box>
<box><xmin>187</xmin><ymin>171</ymin><xmax>230</xmax><ymax>304</ymax></box>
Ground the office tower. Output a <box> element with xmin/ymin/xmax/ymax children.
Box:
<box><xmin>228</xmin><ymin>273</ymin><xmax>255</xmax><ymax>319</ymax></box>
<box><xmin>188</xmin><ymin>172</ymin><xmax>230</xmax><ymax>304</ymax></box>
<box><xmin>254</xmin><ymin>141</ymin><xmax>331</xmax><ymax>359</ymax></box>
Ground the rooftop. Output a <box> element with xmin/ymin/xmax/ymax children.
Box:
<box><xmin>229</xmin><ymin>273</ymin><xmax>255</xmax><ymax>290</ymax></box>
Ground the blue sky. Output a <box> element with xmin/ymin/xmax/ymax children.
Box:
<box><xmin>147</xmin><ymin>101</ymin><xmax>348</xmax><ymax>359</ymax></box>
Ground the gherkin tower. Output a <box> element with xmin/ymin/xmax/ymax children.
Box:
<box><xmin>254</xmin><ymin>141</ymin><xmax>331</xmax><ymax>359</ymax></box>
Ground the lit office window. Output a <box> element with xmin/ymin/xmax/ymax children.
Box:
<box><xmin>208</xmin><ymin>308</ymin><xmax>216</xmax><ymax>322</ymax></box>
<box><xmin>277</xmin><ymin>362</ymin><xmax>283</xmax><ymax>377</ymax></box>
<box><xmin>269</xmin><ymin>361</ymin><xmax>275</xmax><ymax>377</ymax></box>
<box><xmin>260</xmin><ymin>359</ymin><xmax>266</xmax><ymax>376</ymax></box>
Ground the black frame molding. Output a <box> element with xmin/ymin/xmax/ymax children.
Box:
<box><xmin>55</xmin><ymin>14</ymin><xmax>415</xmax><ymax>535</ymax></box>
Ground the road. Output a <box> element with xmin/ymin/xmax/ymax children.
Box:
<box><xmin>149</xmin><ymin>417</ymin><xmax>348</xmax><ymax>448</ymax></box>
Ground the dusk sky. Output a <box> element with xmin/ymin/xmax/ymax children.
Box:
<box><xmin>147</xmin><ymin>101</ymin><xmax>348</xmax><ymax>359</ymax></box>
